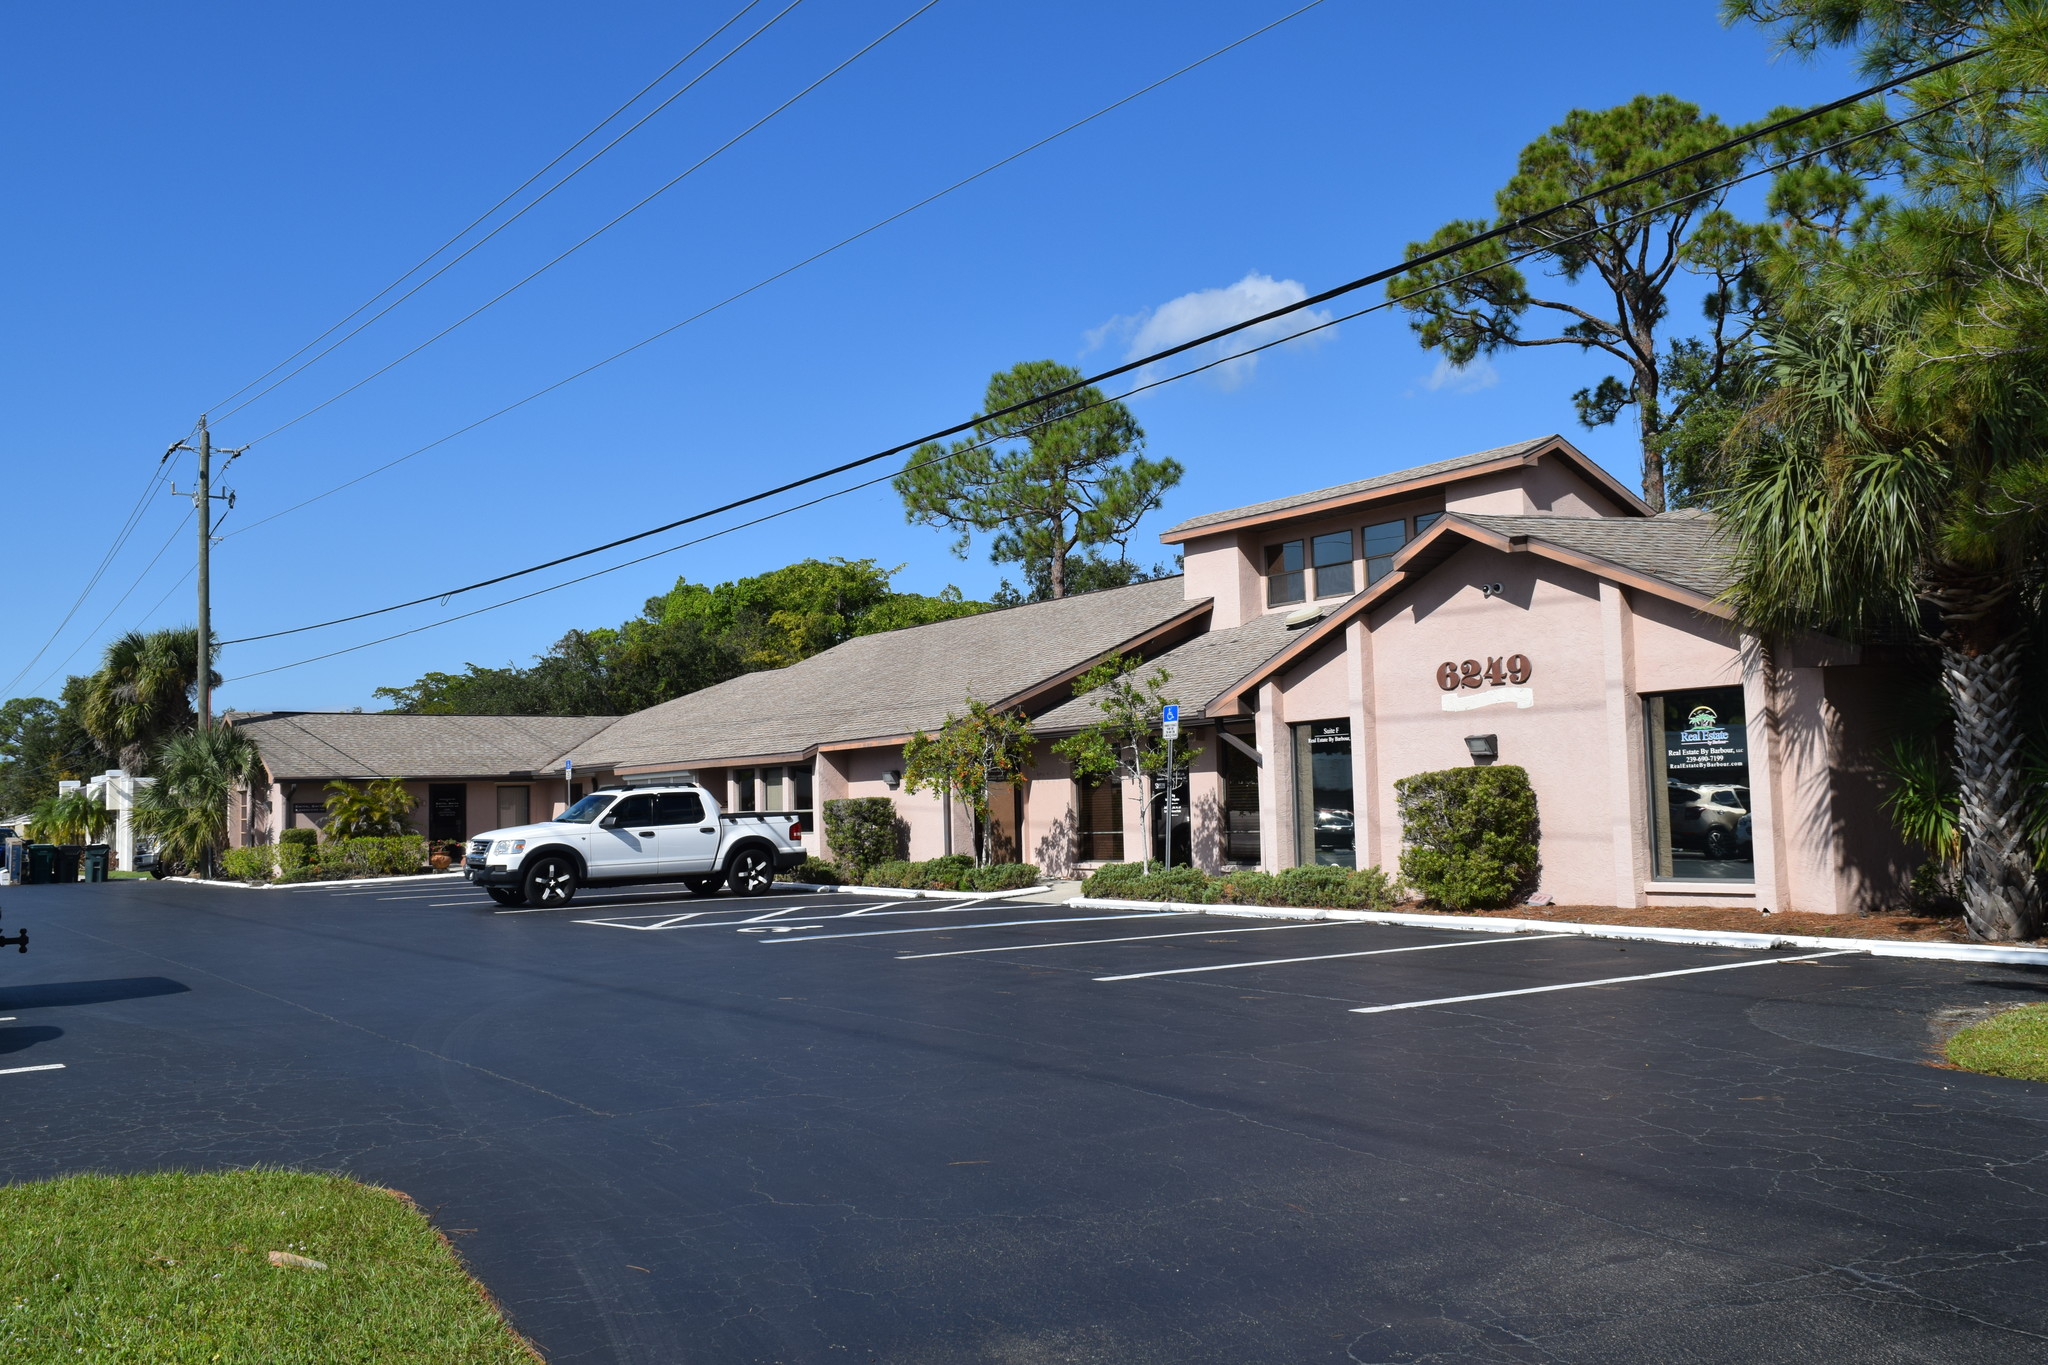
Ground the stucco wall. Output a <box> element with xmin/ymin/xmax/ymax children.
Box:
<box><xmin>1442</xmin><ymin>454</ymin><xmax>1633</xmax><ymax>518</ymax></box>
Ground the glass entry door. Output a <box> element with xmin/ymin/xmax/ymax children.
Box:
<box><xmin>1292</xmin><ymin>719</ymin><xmax>1355</xmax><ymax>867</ymax></box>
<box><xmin>1645</xmin><ymin>685</ymin><xmax>1755</xmax><ymax>880</ymax></box>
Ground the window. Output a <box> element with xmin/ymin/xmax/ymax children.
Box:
<box><xmin>1265</xmin><ymin>540</ymin><xmax>1305</xmax><ymax>606</ymax></box>
<box><xmin>1292</xmin><ymin>719</ymin><xmax>1354</xmax><ymax>868</ymax></box>
<box><xmin>1363</xmin><ymin>520</ymin><xmax>1407</xmax><ymax>585</ymax></box>
<box><xmin>1413</xmin><ymin>511</ymin><xmax>1443</xmax><ymax>535</ymax></box>
<box><xmin>791</xmin><ymin>766</ymin><xmax>814</xmax><ymax>816</ymax></box>
<box><xmin>607</xmin><ymin>793</ymin><xmax>656</xmax><ymax>826</ymax></box>
<box><xmin>1077</xmin><ymin>777</ymin><xmax>1124</xmax><ymax>862</ymax></box>
<box><xmin>731</xmin><ymin>769</ymin><xmax>756</xmax><ymax>812</ymax></box>
<box><xmin>1645</xmin><ymin>685</ymin><xmax>1754</xmax><ymax>881</ymax></box>
<box><xmin>1220</xmin><ymin>722</ymin><xmax>1261</xmax><ymax>865</ymax></box>
<box><xmin>1311</xmin><ymin>531</ymin><xmax>1354</xmax><ymax>597</ymax></box>
<box><xmin>762</xmin><ymin>766</ymin><xmax>785</xmax><ymax>813</ymax></box>
<box><xmin>496</xmin><ymin>785</ymin><xmax>530</xmax><ymax>829</ymax></box>
<box><xmin>652</xmin><ymin>791</ymin><xmax>705</xmax><ymax>825</ymax></box>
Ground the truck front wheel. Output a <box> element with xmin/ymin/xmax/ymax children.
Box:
<box><xmin>523</xmin><ymin>856</ymin><xmax>578</xmax><ymax>908</ymax></box>
<box><xmin>726</xmin><ymin>848</ymin><xmax>773</xmax><ymax>897</ymax></box>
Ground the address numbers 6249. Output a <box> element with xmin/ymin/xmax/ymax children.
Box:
<box><xmin>1436</xmin><ymin>655</ymin><xmax>1532</xmax><ymax>691</ymax></box>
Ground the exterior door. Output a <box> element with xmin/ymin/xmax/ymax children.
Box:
<box><xmin>587</xmin><ymin>792</ymin><xmax>662</xmax><ymax>880</ymax></box>
<box><xmin>651</xmin><ymin>791</ymin><xmax>720</xmax><ymax>875</ymax></box>
<box><xmin>427</xmin><ymin>785</ymin><xmax>467</xmax><ymax>844</ymax></box>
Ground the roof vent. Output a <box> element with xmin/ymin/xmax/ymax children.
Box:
<box><xmin>1283</xmin><ymin>606</ymin><xmax>1326</xmax><ymax>629</ymax></box>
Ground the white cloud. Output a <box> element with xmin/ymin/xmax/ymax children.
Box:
<box><xmin>1089</xmin><ymin>272</ymin><xmax>1335</xmax><ymax>392</ymax></box>
<box><xmin>1418</xmin><ymin>356</ymin><xmax>1499</xmax><ymax>395</ymax></box>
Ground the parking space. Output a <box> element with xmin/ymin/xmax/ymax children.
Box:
<box><xmin>6</xmin><ymin>877</ymin><xmax>2048</xmax><ymax>1364</ymax></box>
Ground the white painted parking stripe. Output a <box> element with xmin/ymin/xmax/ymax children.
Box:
<box><xmin>0</xmin><ymin>1064</ymin><xmax>65</xmax><ymax>1076</ymax></box>
<box><xmin>1095</xmin><ymin>933</ymin><xmax>1574</xmax><ymax>981</ymax></box>
<box><xmin>1349</xmin><ymin>949</ymin><xmax>1863</xmax><ymax>1013</ymax></box>
<box><xmin>765</xmin><ymin>912</ymin><xmax>1196</xmax><ymax>944</ymax></box>
<box><xmin>899</xmin><ymin>919</ymin><xmax>1363</xmax><ymax>959</ymax></box>
<box><xmin>574</xmin><ymin>900</ymin><xmax>1015</xmax><ymax>928</ymax></box>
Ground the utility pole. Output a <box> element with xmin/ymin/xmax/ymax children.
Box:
<box><xmin>169</xmin><ymin>416</ymin><xmax>243</xmax><ymax>730</ymax></box>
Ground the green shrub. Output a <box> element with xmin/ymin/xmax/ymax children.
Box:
<box><xmin>276</xmin><ymin>839</ymin><xmax>312</xmax><ymax>878</ymax></box>
<box><xmin>218</xmin><ymin>845</ymin><xmax>275</xmax><ymax>882</ymax></box>
<box><xmin>320</xmin><ymin>835</ymin><xmax>427</xmax><ymax>879</ymax></box>
<box><xmin>1080</xmin><ymin>862</ymin><xmax>1148</xmax><ymax>897</ymax></box>
<box><xmin>823</xmin><ymin>797</ymin><xmax>904</xmax><ymax>876</ymax></box>
<box><xmin>1215</xmin><ymin>869</ymin><xmax>1281</xmax><ymax>905</ymax></box>
<box><xmin>905</xmin><ymin>854</ymin><xmax>975</xmax><ymax>890</ymax></box>
<box><xmin>280</xmin><ymin>827</ymin><xmax>319</xmax><ymax>855</ymax></box>
<box><xmin>1089</xmin><ymin>865</ymin><xmax>1214</xmax><ymax>903</ymax></box>
<box><xmin>1395</xmin><ymin>765</ymin><xmax>1539</xmax><ymax>910</ymax></box>
<box><xmin>861</xmin><ymin>859</ymin><xmax>915</xmax><ymax>888</ymax></box>
<box><xmin>963</xmin><ymin>862</ymin><xmax>1041</xmax><ymax>891</ymax></box>
<box><xmin>779</xmin><ymin>856</ymin><xmax>845</xmax><ymax>885</ymax></box>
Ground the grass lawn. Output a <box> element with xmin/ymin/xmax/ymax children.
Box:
<box><xmin>0</xmin><ymin>1169</ymin><xmax>538</xmax><ymax>1363</ymax></box>
<box><xmin>1947</xmin><ymin>1003</ymin><xmax>2048</xmax><ymax>1082</ymax></box>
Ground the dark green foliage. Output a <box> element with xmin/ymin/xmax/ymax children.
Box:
<box><xmin>1080</xmin><ymin>862</ymin><xmax>1214</xmax><ymax>903</ymax></box>
<box><xmin>823</xmin><ymin>797</ymin><xmax>904</xmax><ymax>875</ymax></box>
<box><xmin>279</xmin><ymin>828</ymin><xmax>318</xmax><ymax>853</ymax></box>
<box><xmin>850</xmin><ymin>856</ymin><xmax>1039</xmax><ymax>891</ymax></box>
<box><xmin>778</xmin><ymin>856</ymin><xmax>845</xmax><ymax>886</ymax></box>
<box><xmin>1395</xmin><ymin>766</ymin><xmax>1541</xmax><ymax>911</ymax></box>
<box><xmin>374</xmin><ymin>558</ymin><xmax>987</xmax><ymax>717</ymax></box>
<box><xmin>895</xmin><ymin>360</ymin><xmax>1182</xmax><ymax>599</ymax></box>
<box><xmin>1083</xmin><ymin>863</ymin><xmax>1403</xmax><ymax>909</ymax></box>
<box><xmin>320</xmin><ymin>836</ymin><xmax>428</xmax><ymax>879</ymax></box>
<box><xmin>905</xmin><ymin>854</ymin><xmax>975</xmax><ymax>890</ymax></box>
<box><xmin>861</xmin><ymin>859</ymin><xmax>914</xmax><ymax>888</ymax></box>
<box><xmin>963</xmin><ymin>862</ymin><xmax>1041</xmax><ymax>891</ymax></box>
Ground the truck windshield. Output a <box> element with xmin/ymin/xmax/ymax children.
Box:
<box><xmin>556</xmin><ymin>794</ymin><xmax>614</xmax><ymax>824</ymax></box>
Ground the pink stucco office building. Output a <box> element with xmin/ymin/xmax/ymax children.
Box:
<box><xmin>232</xmin><ymin>435</ymin><xmax>1912</xmax><ymax>913</ymax></box>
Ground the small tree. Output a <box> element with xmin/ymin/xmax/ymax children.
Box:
<box><xmin>323</xmin><ymin>778</ymin><xmax>416</xmax><ymax>839</ymax></box>
<box><xmin>895</xmin><ymin>361</ymin><xmax>1183</xmax><ymax>599</ymax></box>
<box><xmin>134</xmin><ymin>726</ymin><xmax>262</xmax><ymax>875</ymax></box>
<box><xmin>822</xmin><ymin>797</ymin><xmax>902</xmax><ymax>876</ymax></box>
<box><xmin>1051</xmin><ymin>654</ymin><xmax>1198</xmax><ymax>873</ymax></box>
<box><xmin>901</xmin><ymin>698</ymin><xmax>1036</xmax><ymax>866</ymax></box>
<box><xmin>28</xmin><ymin>788</ymin><xmax>111</xmax><ymax>845</ymax></box>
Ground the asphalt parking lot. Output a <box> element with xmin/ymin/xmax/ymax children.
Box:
<box><xmin>5</xmin><ymin>876</ymin><xmax>2048</xmax><ymax>1364</ymax></box>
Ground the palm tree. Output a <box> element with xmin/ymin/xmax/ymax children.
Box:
<box><xmin>134</xmin><ymin>725</ymin><xmax>261</xmax><ymax>876</ymax></box>
<box><xmin>27</xmin><ymin>788</ymin><xmax>111</xmax><ymax>845</ymax></box>
<box><xmin>1717</xmin><ymin>302</ymin><xmax>2048</xmax><ymax>941</ymax></box>
<box><xmin>322</xmin><ymin>778</ymin><xmax>416</xmax><ymax>838</ymax></box>
<box><xmin>80</xmin><ymin>628</ymin><xmax>217</xmax><ymax>774</ymax></box>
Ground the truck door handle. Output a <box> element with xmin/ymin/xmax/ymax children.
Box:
<box><xmin>637</xmin><ymin>831</ymin><xmax>655</xmax><ymax>838</ymax></box>
<box><xmin>699</xmin><ymin>826</ymin><xmax>714</xmax><ymax>833</ymax></box>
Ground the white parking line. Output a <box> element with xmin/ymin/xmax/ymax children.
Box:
<box><xmin>898</xmin><ymin>919</ymin><xmax>1363</xmax><ymax>959</ymax></box>
<box><xmin>764</xmin><ymin>912</ymin><xmax>1197</xmax><ymax>944</ymax></box>
<box><xmin>0</xmin><ymin>1063</ymin><xmax>65</xmax><ymax>1076</ymax></box>
<box><xmin>573</xmin><ymin>900</ymin><xmax>1015</xmax><ymax>929</ymax></box>
<box><xmin>1094</xmin><ymin>933</ymin><xmax>1574</xmax><ymax>981</ymax></box>
<box><xmin>1349</xmin><ymin>949</ymin><xmax>1863</xmax><ymax>1013</ymax></box>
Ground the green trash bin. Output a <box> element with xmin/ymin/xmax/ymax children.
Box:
<box><xmin>27</xmin><ymin>844</ymin><xmax>56</xmax><ymax>885</ymax></box>
<box><xmin>54</xmin><ymin>845</ymin><xmax>82</xmax><ymax>883</ymax></box>
<box><xmin>83</xmin><ymin>845</ymin><xmax>110</xmax><ymax>883</ymax></box>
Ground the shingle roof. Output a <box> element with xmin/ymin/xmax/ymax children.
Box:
<box><xmin>1033</xmin><ymin>608</ymin><xmax>1301</xmax><ymax>732</ymax></box>
<box><xmin>227</xmin><ymin>712</ymin><xmax>617</xmax><ymax>780</ymax></box>
<box><xmin>1462</xmin><ymin>512</ymin><xmax>1734</xmax><ymax>598</ymax></box>
<box><xmin>576</xmin><ymin>576</ymin><xmax>1203</xmax><ymax>769</ymax></box>
<box><xmin>1161</xmin><ymin>436</ymin><xmax>1555</xmax><ymax>537</ymax></box>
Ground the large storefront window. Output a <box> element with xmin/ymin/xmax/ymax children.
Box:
<box><xmin>1292</xmin><ymin>718</ymin><xmax>1355</xmax><ymax>867</ymax></box>
<box><xmin>1645</xmin><ymin>685</ymin><xmax>1755</xmax><ymax>881</ymax></box>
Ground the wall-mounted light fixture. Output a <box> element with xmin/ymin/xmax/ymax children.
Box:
<box><xmin>883</xmin><ymin>769</ymin><xmax>902</xmax><ymax>790</ymax></box>
<box><xmin>1481</xmin><ymin>582</ymin><xmax>1505</xmax><ymax>599</ymax></box>
<box><xmin>1463</xmin><ymin>734</ymin><xmax>1498</xmax><ymax>765</ymax></box>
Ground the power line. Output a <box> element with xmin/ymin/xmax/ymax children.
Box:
<box><xmin>221</xmin><ymin>0</ymin><xmax>1337</xmax><ymax>543</ymax></box>
<box><xmin>229</xmin><ymin>0</ymin><xmax>947</xmax><ymax>451</ymax></box>
<box><xmin>221</xmin><ymin>89</ymin><xmax>1962</xmax><ymax>685</ymax></box>
<box><xmin>209</xmin><ymin>0</ymin><xmax>799</xmax><ymax>424</ymax></box>
<box><xmin>219</xmin><ymin>54</ymin><xmax>1975</xmax><ymax>654</ymax></box>
<box><xmin>0</xmin><ymin>436</ymin><xmax>188</xmax><ymax>698</ymax></box>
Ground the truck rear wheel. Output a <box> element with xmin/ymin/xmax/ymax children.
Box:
<box><xmin>726</xmin><ymin>848</ymin><xmax>773</xmax><ymax>897</ymax></box>
<box><xmin>523</xmin><ymin>856</ymin><xmax>578</xmax><ymax>908</ymax></box>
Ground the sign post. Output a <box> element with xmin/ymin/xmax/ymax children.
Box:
<box><xmin>1160</xmin><ymin>706</ymin><xmax>1180</xmax><ymax>870</ymax></box>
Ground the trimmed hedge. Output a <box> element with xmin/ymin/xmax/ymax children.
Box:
<box><xmin>778</xmin><ymin>856</ymin><xmax>846</xmax><ymax>885</ymax></box>
<box><xmin>1080</xmin><ymin>862</ymin><xmax>1401</xmax><ymax>909</ymax></box>
<box><xmin>1395</xmin><ymin>765</ymin><xmax>1539</xmax><ymax>910</ymax></box>
<box><xmin>822</xmin><ymin>797</ymin><xmax>903</xmax><ymax>876</ymax></box>
<box><xmin>216</xmin><ymin>834</ymin><xmax>427</xmax><ymax>883</ymax></box>
<box><xmin>859</xmin><ymin>856</ymin><xmax>1042</xmax><ymax>891</ymax></box>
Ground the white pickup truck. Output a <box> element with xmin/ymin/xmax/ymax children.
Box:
<box><xmin>463</xmin><ymin>784</ymin><xmax>807</xmax><ymax>908</ymax></box>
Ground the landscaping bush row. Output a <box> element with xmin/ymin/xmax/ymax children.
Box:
<box><xmin>218</xmin><ymin>835</ymin><xmax>429</xmax><ymax>883</ymax></box>
<box><xmin>1081</xmin><ymin>862</ymin><xmax>1403</xmax><ymax>910</ymax></box>
<box><xmin>778</xmin><ymin>853</ymin><xmax>1042</xmax><ymax>892</ymax></box>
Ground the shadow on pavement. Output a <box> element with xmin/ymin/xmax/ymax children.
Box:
<box><xmin>0</xmin><ymin>977</ymin><xmax>190</xmax><ymax>1011</ymax></box>
<box><xmin>0</xmin><ymin>1025</ymin><xmax>63</xmax><ymax>1055</ymax></box>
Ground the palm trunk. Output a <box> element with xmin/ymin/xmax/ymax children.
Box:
<box><xmin>1930</xmin><ymin>576</ymin><xmax>2041</xmax><ymax>942</ymax></box>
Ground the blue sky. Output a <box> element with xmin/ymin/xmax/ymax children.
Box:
<box><xmin>1</xmin><ymin>1</ymin><xmax>1856</xmax><ymax>713</ymax></box>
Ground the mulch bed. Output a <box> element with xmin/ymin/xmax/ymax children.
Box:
<box><xmin>1448</xmin><ymin>903</ymin><xmax>1977</xmax><ymax>943</ymax></box>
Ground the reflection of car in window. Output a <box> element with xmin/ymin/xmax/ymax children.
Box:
<box><xmin>1666</xmin><ymin>782</ymin><xmax>1751</xmax><ymax>859</ymax></box>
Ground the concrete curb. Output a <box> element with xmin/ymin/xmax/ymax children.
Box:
<box><xmin>1067</xmin><ymin>897</ymin><xmax>2048</xmax><ymax>967</ymax></box>
<box><xmin>167</xmin><ymin>872</ymin><xmax>463</xmax><ymax>891</ymax></box>
<box><xmin>775</xmin><ymin>882</ymin><xmax>1053</xmax><ymax>902</ymax></box>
